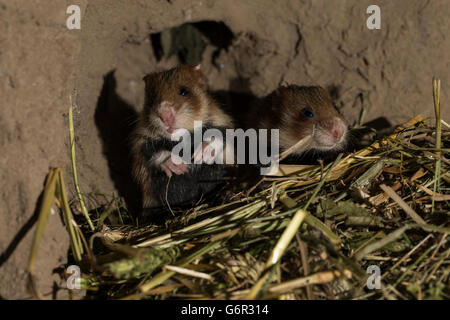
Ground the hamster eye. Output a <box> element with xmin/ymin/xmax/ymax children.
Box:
<box><xmin>178</xmin><ymin>86</ymin><xmax>190</xmax><ymax>97</ymax></box>
<box><xmin>301</xmin><ymin>107</ymin><xmax>315</xmax><ymax>119</ymax></box>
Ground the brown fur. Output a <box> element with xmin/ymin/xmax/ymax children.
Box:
<box><xmin>131</xmin><ymin>65</ymin><xmax>233</xmax><ymax>210</ymax></box>
<box><xmin>247</xmin><ymin>85</ymin><xmax>348</xmax><ymax>153</ymax></box>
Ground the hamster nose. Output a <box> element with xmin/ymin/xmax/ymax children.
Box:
<box><xmin>331</xmin><ymin>119</ymin><xmax>346</xmax><ymax>143</ymax></box>
<box><xmin>158</xmin><ymin>103</ymin><xmax>176</xmax><ymax>127</ymax></box>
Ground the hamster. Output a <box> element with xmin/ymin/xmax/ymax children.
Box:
<box><xmin>131</xmin><ymin>65</ymin><xmax>233</xmax><ymax>222</ymax></box>
<box><xmin>246</xmin><ymin>85</ymin><xmax>348</xmax><ymax>163</ymax></box>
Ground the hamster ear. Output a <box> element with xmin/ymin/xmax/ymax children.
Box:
<box><xmin>192</xmin><ymin>64</ymin><xmax>203</xmax><ymax>76</ymax></box>
<box><xmin>191</xmin><ymin>64</ymin><xmax>207</xmax><ymax>89</ymax></box>
<box><xmin>276</xmin><ymin>86</ymin><xmax>289</xmax><ymax>95</ymax></box>
<box><xmin>314</xmin><ymin>86</ymin><xmax>332</xmax><ymax>100</ymax></box>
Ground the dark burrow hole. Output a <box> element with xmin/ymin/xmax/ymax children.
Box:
<box><xmin>150</xmin><ymin>20</ymin><xmax>234</xmax><ymax>66</ymax></box>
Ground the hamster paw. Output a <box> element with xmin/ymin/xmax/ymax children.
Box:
<box><xmin>193</xmin><ymin>140</ymin><xmax>223</xmax><ymax>164</ymax></box>
<box><xmin>160</xmin><ymin>155</ymin><xmax>189</xmax><ymax>177</ymax></box>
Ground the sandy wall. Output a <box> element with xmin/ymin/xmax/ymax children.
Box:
<box><xmin>0</xmin><ymin>0</ymin><xmax>448</xmax><ymax>298</ymax></box>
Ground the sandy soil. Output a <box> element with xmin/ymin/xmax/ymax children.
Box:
<box><xmin>0</xmin><ymin>0</ymin><xmax>449</xmax><ymax>299</ymax></box>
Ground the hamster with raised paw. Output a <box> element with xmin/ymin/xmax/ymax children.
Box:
<box><xmin>131</xmin><ymin>65</ymin><xmax>233</xmax><ymax>222</ymax></box>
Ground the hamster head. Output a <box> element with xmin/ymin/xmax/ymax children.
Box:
<box><xmin>270</xmin><ymin>85</ymin><xmax>348</xmax><ymax>153</ymax></box>
<box><xmin>142</xmin><ymin>65</ymin><xmax>210</xmax><ymax>138</ymax></box>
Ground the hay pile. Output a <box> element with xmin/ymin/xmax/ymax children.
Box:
<box><xmin>28</xmin><ymin>81</ymin><xmax>449</xmax><ymax>300</ymax></box>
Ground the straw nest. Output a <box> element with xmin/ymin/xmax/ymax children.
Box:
<box><xmin>28</xmin><ymin>80</ymin><xmax>449</xmax><ymax>300</ymax></box>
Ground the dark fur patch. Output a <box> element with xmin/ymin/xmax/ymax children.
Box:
<box><xmin>140</xmin><ymin>126</ymin><xmax>228</xmax><ymax>214</ymax></box>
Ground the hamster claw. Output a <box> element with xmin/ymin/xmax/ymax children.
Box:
<box><xmin>160</xmin><ymin>156</ymin><xmax>189</xmax><ymax>177</ymax></box>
